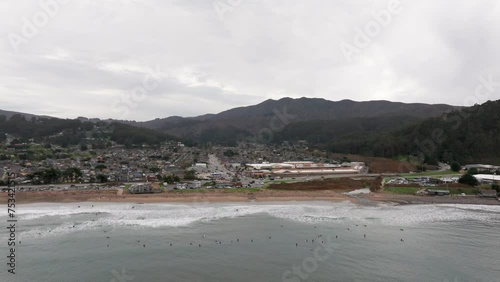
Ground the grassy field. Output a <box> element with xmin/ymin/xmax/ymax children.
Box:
<box><xmin>398</xmin><ymin>170</ymin><xmax>461</xmax><ymax>177</ymax></box>
<box><xmin>220</xmin><ymin>187</ymin><xmax>263</xmax><ymax>193</ymax></box>
<box><xmin>384</xmin><ymin>186</ymin><xmax>480</xmax><ymax>195</ymax></box>
<box><xmin>170</xmin><ymin>189</ymin><xmax>207</xmax><ymax>193</ymax></box>
<box><xmin>384</xmin><ymin>187</ymin><xmax>422</xmax><ymax>194</ymax></box>
<box><xmin>171</xmin><ymin>188</ymin><xmax>263</xmax><ymax>194</ymax></box>
<box><xmin>261</xmin><ymin>179</ymin><xmax>305</xmax><ymax>188</ymax></box>
<box><xmin>447</xmin><ymin>187</ymin><xmax>480</xmax><ymax>195</ymax></box>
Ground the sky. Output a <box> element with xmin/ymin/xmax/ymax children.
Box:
<box><xmin>0</xmin><ymin>0</ymin><xmax>499</xmax><ymax>121</ymax></box>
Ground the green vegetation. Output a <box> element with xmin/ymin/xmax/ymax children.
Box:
<box><xmin>399</xmin><ymin>170</ymin><xmax>459</xmax><ymax>177</ymax></box>
<box><xmin>466</xmin><ymin>168</ymin><xmax>479</xmax><ymax>175</ymax></box>
<box><xmin>183</xmin><ymin>170</ymin><xmax>196</xmax><ymax>180</ymax></box>
<box><xmin>28</xmin><ymin>167</ymin><xmax>65</xmax><ymax>184</ymax></box>
<box><xmin>277</xmin><ymin>115</ymin><xmax>422</xmax><ymax>147</ymax></box>
<box><xmin>326</xmin><ymin>100</ymin><xmax>500</xmax><ymax>164</ymax></box>
<box><xmin>492</xmin><ymin>184</ymin><xmax>500</xmax><ymax>192</ymax></box>
<box><xmin>450</xmin><ymin>162</ymin><xmax>461</xmax><ymax>172</ymax></box>
<box><xmin>447</xmin><ymin>187</ymin><xmax>480</xmax><ymax>195</ymax></box>
<box><xmin>96</xmin><ymin>174</ymin><xmax>108</xmax><ymax>183</ymax></box>
<box><xmin>221</xmin><ymin>187</ymin><xmax>263</xmax><ymax>193</ymax></box>
<box><xmin>458</xmin><ymin>173</ymin><xmax>479</xmax><ymax>186</ymax></box>
<box><xmin>149</xmin><ymin>166</ymin><xmax>160</xmax><ymax>173</ymax></box>
<box><xmin>110</xmin><ymin>122</ymin><xmax>175</xmax><ymax>147</ymax></box>
<box><xmin>163</xmin><ymin>174</ymin><xmax>180</xmax><ymax>184</ymax></box>
<box><xmin>384</xmin><ymin>187</ymin><xmax>422</xmax><ymax>194</ymax></box>
<box><xmin>171</xmin><ymin>188</ymin><xmax>262</xmax><ymax>193</ymax></box>
<box><xmin>223</xmin><ymin>149</ymin><xmax>239</xmax><ymax>157</ymax></box>
<box><xmin>171</xmin><ymin>188</ymin><xmax>207</xmax><ymax>193</ymax></box>
<box><xmin>261</xmin><ymin>179</ymin><xmax>300</xmax><ymax>188</ymax></box>
<box><xmin>95</xmin><ymin>164</ymin><xmax>107</xmax><ymax>171</ymax></box>
<box><xmin>0</xmin><ymin>114</ymin><xmax>176</xmax><ymax>151</ymax></box>
<box><xmin>384</xmin><ymin>186</ymin><xmax>480</xmax><ymax>195</ymax></box>
<box><xmin>62</xmin><ymin>167</ymin><xmax>83</xmax><ymax>183</ymax></box>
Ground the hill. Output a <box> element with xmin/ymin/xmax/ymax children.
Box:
<box><xmin>328</xmin><ymin>100</ymin><xmax>500</xmax><ymax>165</ymax></box>
<box><xmin>0</xmin><ymin>114</ymin><xmax>176</xmax><ymax>147</ymax></box>
<box><xmin>128</xmin><ymin>97</ymin><xmax>460</xmax><ymax>145</ymax></box>
<box><xmin>0</xmin><ymin>109</ymin><xmax>53</xmax><ymax>120</ymax></box>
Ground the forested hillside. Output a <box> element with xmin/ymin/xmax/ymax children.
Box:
<box><xmin>0</xmin><ymin>114</ymin><xmax>175</xmax><ymax>147</ymax></box>
<box><xmin>327</xmin><ymin>100</ymin><xmax>500</xmax><ymax>164</ymax></box>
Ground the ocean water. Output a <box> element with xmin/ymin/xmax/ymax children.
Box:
<box><xmin>1</xmin><ymin>201</ymin><xmax>500</xmax><ymax>282</ymax></box>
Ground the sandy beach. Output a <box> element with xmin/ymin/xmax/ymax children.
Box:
<box><xmin>1</xmin><ymin>189</ymin><xmax>499</xmax><ymax>205</ymax></box>
<box><xmin>1</xmin><ymin>189</ymin><xmax>353</xmax><ymax>204</ymax></box>
<box><xmin>363</xmin><ymin>192</ymin><xmax>500</xmax><ymax>206</ymax></box>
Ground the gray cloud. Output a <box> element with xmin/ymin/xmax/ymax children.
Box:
<box><xmin>0</xmin><ymin>0</ymin><xmax>499</xmax><ymax>121</ymax></box>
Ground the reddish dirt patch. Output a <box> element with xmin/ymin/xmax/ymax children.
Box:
<box><xmin>268</xmin><ymin>177</ymin><xmax>380</xmax><ymax>191</ymax></box>
<box><xmin>332</xmin><ymin>154</ymin><xmax>416</xmax><ymax>173</ymax></box>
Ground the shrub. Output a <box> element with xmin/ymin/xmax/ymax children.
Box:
<box><xmin>450</xmin><ymin>162</ymin><xmax>461</xmax><ymax>172</ymax></box>
<box><xmin>492</xmin><ymin>184</ymin><xmax>500</xmax><ymax>192</ymax></box>
<box><xmin>458</xmin><ymin>174</ymin><xmax>478</xmax><ymax>186</ymax></box>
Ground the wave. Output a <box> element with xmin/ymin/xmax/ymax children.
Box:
<box><xmin>6</xmin><ymin>202</ymin><xmax>500</xmax><ymax>238</ymax></box>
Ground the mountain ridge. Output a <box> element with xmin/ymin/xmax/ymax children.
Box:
<box><xmin>129</xmin><ymin>97</ymin><xmax>461</xmax><ymax>143</ymax></box>
<box><xmin>1</xmin><ymin>97</ymin><xmax>461</xmax><ymax>146</ymax></box>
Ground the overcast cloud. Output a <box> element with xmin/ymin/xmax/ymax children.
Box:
<box><xmin>0</xmin><ymin>0</ymin><xmax>499</xmax><ymax>121</ymax></box>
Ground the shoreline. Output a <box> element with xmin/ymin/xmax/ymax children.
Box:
<box><xmin>362</xmin><ymin>193</ymin><xmax>500</xmax><ymax>206</ymax></box>
<box><xmin>1</xmin><ymin>189</ymin><xmax>499</xmax><ymax>206</ymax></box>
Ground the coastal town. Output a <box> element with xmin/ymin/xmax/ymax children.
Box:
<box><xmin>1</xmin><ymin>140</ymin><xmax>366</xmax><ymax>190</ymax></box>
<box><xmin>1</xmin><ymin>139</ymin><xmax>499</xmax><ymax>203</ymax></box>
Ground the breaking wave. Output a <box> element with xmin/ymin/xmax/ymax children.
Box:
<box><xmin>5</xmin><ymin>201</ymin><xmax>500</xmax><ymax>238</ymax></box>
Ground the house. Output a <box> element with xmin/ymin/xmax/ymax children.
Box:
<box><xmin>131</xmin><ymin>171</ymin><xmax>144</xmax><ymax>181</ymax></box>
<box><xmin>146</xmin><ymin>175</ymin><xmax>158</xmax><ymax>182</ymax></box>
<box><xmin>478</xmin><ymin>189</ymin><xmax>498</xmax><ymax>198</ymax></box>
<box><xmin>128</xmin><ymin>183</ymin><xmax>154</xmax><ymax>194</ymax></box>
<box><xmin>474</xmin><ymin>174</ymin><xmax>500</xmax><ymax>184</ymax></box>
<box><xmin>175</xmin><ymin>183</ymin><xmax>187</xmax><ymax>190</ymax></box>
<box><xmin>428</xmin><ymin>178</ymin><xmax>444</xmax><ymax>185</ymax></box>
<box><xmin>464</xmin><ymin>164</ymin><xmax>500</xmax><ymax>172</ymax></box>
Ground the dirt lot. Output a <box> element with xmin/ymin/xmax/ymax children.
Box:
<box><xmin>268</xmin><ymin>177</ymin><xmax>380</xmax><ymax>191</ymax></box>
<box><xmin>333</xmin><ymin>154</ymin><xmax>416</xmax><ymax>173</ymax></box>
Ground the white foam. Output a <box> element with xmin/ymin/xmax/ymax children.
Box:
<box><xmin>9</xmin><ymin>202</ymin><xmax>500</xmax><ymax>239</ymax></box>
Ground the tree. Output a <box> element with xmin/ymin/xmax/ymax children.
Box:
<box><xmin>340</xmin><ymin>156</ymin><xmax>351</xmax><ymax>163</ymax></box>
<box><xmin>149</xmin><ymin>166</ymin><xmax>160</xmax><ymax>173</ymax></box>
<box><xmin>492</xmin><ymin>184</ymin><xmax>499</xmax><ymax>192</ymax></box>
<box><xmin>80</xmin><ymin>144</ymin><xmax>88</xmax><ymax>151</ymax></box>
<box><xmin>467</xmin><ymin>168</ymin><xmax>479</xmax><ymax>175</ymax></box>
<box><xmin>63</xmin><ymin>167</ymin><xmax>83</xmax><ymax>183</ymax></box>
<box><xmin>163</xmin><ymin>174</ymin><xmax>180</xmax><ymax>184</ymax></box>
<box><xmin>458</xmin><ymin>174</ymin><xmax>478</xmax><ymax>186</ymax></box>
<box><xmin>424</xmin><ymin>155</ymin><xmax>438</xmax><ymax>166</ymax></box>
<box><xmin>96</xmin><ymin>174</ymin><xmax>108</xmax><ymax>183</ymax></box>
<box><xmin>42</xmin><ymin>167</ymin><xmax>62</xmax><ymax>184</ymax></box>
<box><xmin>95</xmin><ymin>164</ymin><xmax>107</xmax><ymax>171</ymax></box>
<box><xmin>416</xmin><ymin>164</ymin><xmax>427</xmax><ymax>172</ymax></box>
<box><xmin>450</xmin><ymin>162</ymin><xmax>461</xmax><ymax>172</ymax></box>
<box><xmin>183</xmin><ymin>170</ymin><xmax>196</xmax><ymax>180</ymax></box>
<box><xmin>223</xmin><ymin>150</ymin><xmax>238</xmax><ymax>157</ymax></box>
